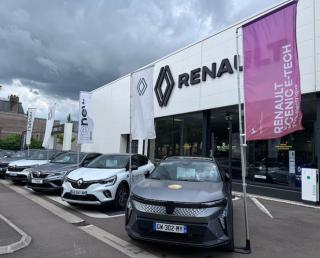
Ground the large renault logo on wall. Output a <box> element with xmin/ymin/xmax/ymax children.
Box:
<box><xmin>154</xmin><ymin>55</ymin><xmax>243</xmax><ymax>107</ymax></box>
<box><xmin>154</xmin><ymin>65</ymin><xmax>175</xmax><ymax>107</ymax></box>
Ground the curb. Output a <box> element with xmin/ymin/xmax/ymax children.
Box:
<box><xmin>0</xmin><ymin>214</ymin><xmax>32</xmax><ymax>254</ymax></box>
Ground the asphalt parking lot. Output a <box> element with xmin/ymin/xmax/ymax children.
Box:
<box><xmin>0</xmin><ymin>179</ymin><xmax>320</xmax><ymax>258</ymax></box>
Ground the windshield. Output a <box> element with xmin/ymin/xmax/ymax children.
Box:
<box><xmin>87</xmin><ymin>155</ymin><xmax>129</xmax><ymax>169</ymax></box>
<box><xmin>150</xmin><ymin>160</ymin><xmax>221</xmax><ymax>182</ymax></box>
<box><xmin>11</xmin><ymin>150</ymin><xmax>28</xmax><ymax>158</ymax></box>
<box><xmin>0</xmin><ymin>151</ymin><xmax>13</xmax><ymax>158</ymax></box>
<box><xmin>51</xmin><ymin>153</ymin><xmax>84</xmax><ymax>164</ymax></box>
<box><xmin>28</xmin><ymin>150</ymin><xmax>51</xmax><ymax>160</ymax></box>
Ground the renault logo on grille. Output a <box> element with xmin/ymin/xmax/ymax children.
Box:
<box><xmin>77</xmin><ymin>178</ymin><xmax>84</xmax><ymax>187</ymax></box>
<box><xmin>165</xmin><ymin>201</ymin><xmax>175</xmax><ymax>215</ymax></box>
<box><xmin>154</xmin><ymin>65</ymin><xmax>175</xmax><ymax>107</ymax></box>
<box><xmin>137</xmin><ymin>78</ymin><xmax>148</xmax><ymax>96</ymax></box>
<box><xmin>37</xmin><ymin>171</ymin><xmax>41</xmax><ymax>177</ymax></box>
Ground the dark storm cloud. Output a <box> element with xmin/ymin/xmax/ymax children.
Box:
<box><xmin>0</xmin><ymin>0</ymin><xmax>280</xmax><ymax>99</ymax></box>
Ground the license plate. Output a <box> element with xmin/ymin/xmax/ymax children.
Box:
<box><xmin>153</xmin><ymin>222</ymin><xmax>187</xmax><ymax>234</ymax></box>
<box><xmin>254</xmin><ymin>175</ymin><xmax>267</xmax><ymax>180</ymax></box>
<box><xmin>31</xmin><ymin>179</ymin><xmax>43</xmax><ymax>184</ymax></box>
<box><xmin>70</xmin><ymin>189</ymin><xmax>87</xmax><ymax>196</ymax></box>
<box><xmin>8</xmin><ymin>172</ymin><xmax>17</xmax><ymax>176</ymax></box>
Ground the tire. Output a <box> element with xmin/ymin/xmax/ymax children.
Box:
<box><xmin>114</xmin><ymin>182</ymin><xmax>129</xmax><ymax>210</ymax></box>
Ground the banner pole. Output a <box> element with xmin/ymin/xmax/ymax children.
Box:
<box><xmin>235</xmin><ymin>27</ymin><xmax>251</xmax><ymax>253</ymax></box>
<box><xmin>129</xmin><ymin>75</ymin><xmax>133</xmax><ymax>196</ymax></box>
<box><xmin>77</xmin><ymin>144</ymin><xmax>80</xmax><ymax>168</ymax></box>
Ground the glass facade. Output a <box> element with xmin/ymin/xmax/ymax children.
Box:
<box><xmin>153</xmin><ymin>94</ymin><xmax>318</xmax><ymax>191</ymax></box>
<box><xmin>154</xmin><ymin>112</ymin><xmax>203</xmax><ymax>158</ymax></box>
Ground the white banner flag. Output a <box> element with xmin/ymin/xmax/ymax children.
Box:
<box><xmin>42</xmin><ymin>104</ymin><xmax>56</xmax><ymax>149</ymax></box>
<box><xmin>130</xmin><ymin>66</ymin><xmax>156</xmax><ymax>140</ymax></box>
<box><xmin>26</xmin><ymin>108</ymin><xmax>36</xmax><ymax>145</ymax></box>
<box><xmin>78</xmin><ymin>91</ymin><xmax>94</xmax><ymax>144</ymax></box>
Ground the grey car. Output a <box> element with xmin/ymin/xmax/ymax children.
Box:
<box><xmin>27</xmin><ymin>151</ymin><xmax>101</xmax><ymax>192</ymax></box>
<box><xmin>125</xmin><ymin>156</ymin><xmax>234</xmax><ymax>250</ymax></box>
<box><xmin>0</xmin><ymin>150</ymin><xmax>38</xmax><ymax>178</ymax></box>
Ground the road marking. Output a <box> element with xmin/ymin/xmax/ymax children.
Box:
<box><xmin>80</xmin><ymin>225</ymin><xmax>159</xmax><ymax>258</ymax></box>
<box><xmin>250</xmin><ymin>197</ymin><xmax>274</xmax><ymax>219</ymax></box>
<box><xmin>233</xmin><ymin>191</ymin><xmax>320</xmax><ymax>210</ymax></box>
<box><xmin>0</xmin><ymin>214</ymin><xmax>32</xmax><ymax>254</ymax></box>
<box><xmin>1</xmin><ymin>181</ymin><xmax>158</xmax><ymax>258</ymax></box>
<box><xmin>46</xmin><ymin>196</ymin><xmax>111</xmax><ymax>219</ymax></box>
<box><xmin>47</xmin><ymin>196</ymin><xmax>125</xmax><ymax>219</ymax></box>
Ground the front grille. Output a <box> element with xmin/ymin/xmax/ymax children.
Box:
<box><xmin>67</xmin><ymin>178</ymin><xmax>99</xmax><ymax>189</ymax></box>
<box><xmin>29</xmin><ymin>182</ymin><xmax>54</xmax><ymax>189</ymax></box>
<box><xmin>32</xmin><ymin>172</ymin><xmax>50</xmax><ymax>178</ymax></box>
<box><xmin>133</xmin><ymin>200</ymin><xmax>211</xmax><ymax>217</ymax></box>
<box><xmin>7</xmin><ymin>166</ymin><xmax>26</xmax><ymax>172</ymax></box>
<box><xmin>7</xmin><ymin>174</ymin><xmax>27</xmax><ymax>179</ymax></box>
<box><xmin>63</xmin><ymin>193</ymin><xmax>99</xmax><ymax>202</ymax></box>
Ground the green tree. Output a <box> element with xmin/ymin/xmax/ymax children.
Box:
<box><xmin>30</xmin><ymin>137</ymin><xmax>43</xmax><ymax>149</ymax></box>
<box><xmin>0</xmin><ymin>134</ymin><xmax>21</xmax><ymax>150</ymax></box>
<box><xmin>67</xmin><ymin>114</ymin><xmax>72</xmax><ymax>123</ymax></box>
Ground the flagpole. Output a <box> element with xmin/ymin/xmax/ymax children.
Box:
<box><xmin>77</xmin><ymin>144</ymin><xmax>80</xmax><ymax>167</ymax></box>
<box><xmin>129</xmin><ymin>73</ymin><xmax>133</xmax><ymax>196</ymax></box>
<box><xmin>235</xmin><ymin>27</ymin><xmax>251</xmax><ymax>253</ymax></box>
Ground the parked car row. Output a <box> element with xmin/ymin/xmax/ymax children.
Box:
<box><xmin>0</xmin><ymin>151</ymin><xmax>234</xmax><ymax>250</ymax></box>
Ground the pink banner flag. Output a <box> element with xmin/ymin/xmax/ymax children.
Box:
<box><xmin>243</xmin><ymin>1</ymin><xmax>303</xmax><ymax>141</ymax></box>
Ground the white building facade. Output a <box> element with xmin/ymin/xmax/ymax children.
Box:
<box><xmin>83</xmin><ymin>0</ymin><xmax>320</xmax><ymax>191</ymax></box>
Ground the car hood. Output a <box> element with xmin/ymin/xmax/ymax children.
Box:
<box><xmin>9</xmin><ymin>159</ymin><xmax>50</xmax><ymax>167</ymax></box>
<box><xmin>0</xmin><ymin>157</ymin><xmax>25</xmax><ymax>165</ymax></box>
<box><xmin>34</xmin><ymin>163</ymin><xmax>78</xmax><ymax>174</ymax></box>
<box><xmin>133</xmin><ymin>179</ymin><xmax>225</xmax><ymax>203</ymax></box>
<box><xmin>67</xmin><ymin>167</ymin><xmax>126</xmax><ymax>181</ymax></box>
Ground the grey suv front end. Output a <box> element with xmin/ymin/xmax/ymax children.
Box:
<box><xmin>125</xmin><ymin>157</ymin><xmax>234</xmax><ymax>250</ymax></box>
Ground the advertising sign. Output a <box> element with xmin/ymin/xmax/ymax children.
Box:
<box><xmin>77</xmin><ymin>91</ymin><xmax>94</xmax><ymax>144</ymax></box>
<box><xmin>130</xmin><ymin>66</ymin><xmax>156</xmax><ymax>140</ymax></box>
<box><xmin>289</xmin><ymin>150</ymin><xmax>295</xmax><ymax>174</ymax></box>
<box><xmin>42</xmin><ymin>104</ymin><xmax>56</xmax><ymax>149</ymax></box>
<box><xmin>243</xmin><ymin>2</ymin><xmax>303</xmax><ymax>141</ymax></box>
<box><xmin>26</xmin><ymin>108</ymin><xmax>36</xmax><ymax>145</ymax></box>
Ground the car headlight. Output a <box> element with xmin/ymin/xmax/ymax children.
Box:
<box><xmin>201</xmin><ymin>198</ymin><xmax>227</xmax><ymax>207</ymax></box>
<box><xmin>100</xmin><ymin>175</ymin><xmax>117</xmax><ymax>186</ymax></box>
<box><xmin>48</xmin><ymin>171</ymin><xmax>69</xmax><ymax>178</ymax></box>
<box><xmin>22</xmin><ymin>168</ymin><xmax>33</xmax><ymax>178</ymax></box>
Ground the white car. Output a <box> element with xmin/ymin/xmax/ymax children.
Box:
<box><xmin>62</xmin><ymin>154</ymin><xmax>154</xmax><ymax>209</ymax></box>
<box><xmin>5</xmin><ymin>150</ymin><xmax>61</xmax><ymax>184</ymax></box>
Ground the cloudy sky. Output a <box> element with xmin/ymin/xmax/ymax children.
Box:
<box><xmin>0</xmin><ymin>0</ymin><xmax>281</xmax><ymax>122</ymax></box>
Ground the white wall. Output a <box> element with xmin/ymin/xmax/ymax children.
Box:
<box><xmin>82</xmin><ymin>0</ymin><xmax>317</xmax><ymax>154</ymax></box>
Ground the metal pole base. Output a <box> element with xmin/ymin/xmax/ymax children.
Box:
<box><xmin>234</xmin><ymin>240</ymin><xmax>252</xmax><ymax>254</ymax></box>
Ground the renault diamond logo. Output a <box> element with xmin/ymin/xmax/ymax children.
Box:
<box><xmin>37</xmin><ymin>171</ymin><xmax>41</xmax><ymax>177</ymax></box>
<box><xmin>165</xmin><ymin>201</ymin><xmax>175</xmax><ymax>215</ymax></box>
<box><xmin>77</xmin><ymin>178</ymin><xmax>83</xmax><ymax>187</ymax></box>
<box><xmin>154</xmin><ymin>65</ymin><xmax>175</xmax><ymax>107</ymax></box>
<box><xmin>137</xmin><ymin>78</ymin><xmax>148</xmax><ymax>96</ymax></box>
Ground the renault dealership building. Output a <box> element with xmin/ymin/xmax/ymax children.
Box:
<box><xmin>82</xmin><ymin>0</ymin><xmax>319</xmax><ymax>192</ymax></box>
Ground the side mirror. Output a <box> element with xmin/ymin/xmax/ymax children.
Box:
<box><xmin>144</xmin><ymin>171</ymin><xmax>150</xmax><ymax>178</ymax></box>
